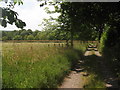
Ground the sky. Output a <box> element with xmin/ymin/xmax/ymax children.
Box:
<box><xmin>0</xmin><ymin>0</ymin><xmax>60</xmax><ymax>31</ymax></box>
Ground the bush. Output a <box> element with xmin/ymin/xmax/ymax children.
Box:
<box><xmin>13</xmin><ymin>35</ymin><xmax>22</xmax><ymax>40</ymax></box>
<box><xmin>100</xmin><ymin>24</ymin><xmax>110</xmax><ymax>53</ymax></box>
<box><xmin>100</xmin><ymin>24</ymin><xmax>120</xmax><ymax>77</ymax></box>
<box><xmin>2</xmin><ymin>36</ymin><xmax>8</xmax><ymax>41</ymax></box>
<box><xmin>27</xmin><ymin>35</ymin><xmax>34</xmax><ymax>40</ymax></box>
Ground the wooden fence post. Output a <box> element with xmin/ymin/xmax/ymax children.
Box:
<box><xmin>59</xmin><ymin>43</ymin><xmax>60</xmax><ymax>47</ymax></box>
<box><xmin>48</xmin><ymin>44</ymin><xmax>50</xmax><ymax>47</ymax></box>
<box><xmin>62</xmin><ymin>44</ymin><xmax>63</xmax><ymax>47</ymax></box>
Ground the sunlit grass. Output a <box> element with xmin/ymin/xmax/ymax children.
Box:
<box><xmin>2</xmin><ymin>42</ymin><xmax>86</xmax><ymax>88</ymax></box>
<box><xmin>83</xmin><ymin>73</ymin><xmax>105</xmax><ymax>88</ymax></box>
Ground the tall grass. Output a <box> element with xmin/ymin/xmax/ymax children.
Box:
<box><xmin>83</xmin><ymin>74</ymin><xmax>105</xmax><ymax>88</ymax></box>
<box><xmin>2</xmin><ymin>42</ymin><xmax>86</xmax><ymax>88</ymax></box>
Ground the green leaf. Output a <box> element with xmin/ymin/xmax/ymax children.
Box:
<box><xmin>1</xmin><ymin>19</ymin><xmax>7</xmax><ymax>27</ymax></box>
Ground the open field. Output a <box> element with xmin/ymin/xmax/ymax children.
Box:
<box><xmin>2</xmin><ymin>42</ymin><xmax>87</xmax><ymax>88</ymax></box>
<box><xmin>2</xmin><ymin>41</ymin><xmax>118</xmax><ymax>88</ymax></box>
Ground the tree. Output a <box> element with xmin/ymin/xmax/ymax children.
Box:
<box><xmin>40</xmin><ymin>17</ymin><xmax>63</xmax><ymax>40</ymax></box>
<box><xmin>32</xmin><ymin>30</ymin><xmax>39</xmax><ymax>37</ymax></box>
<box><xmin>0</xmin><ymin>0</ymin><xmax>26</xmax><ymax>28</ymax></box>
<box><xmin>13</xmin><ymin>35</ymin><xmax>22</xmax><ymax>40</ymax></box>
<box><xmin>27</xmin><ymin>29</ymin><xmax>33</xmax><ymax>34</ymax></box>
<box><xmin>34</xmin><ymin>35</ymin><xmax>39</xmax><ymax>40</ymax></box>
<box><xmin>27</xmin><ymin>35</ymin><xmax>34</xmax><ymax>40</ymax></box>
<box><xmin>13</xmin><ymin>30</ymin><xmax>19</xmax><ymax>36</ymax></box>
<box><xmin>24</xmin><ymin>35</ymin><xmax>28</xmax><ymax>40</ymax></box>
<box><xmin>53</xmin><ymin>2</ymin><xmax>120</xmax><ymax>45</ymax></box>
<box><xmin>20</xmin><ymin>29</ymin><xmax>31</xmax><ymax>39</ymax></box>
<box><xmin>2</xmin><ymin>36</ymin><xmax>8</xmax><ymax>41</ymax></box>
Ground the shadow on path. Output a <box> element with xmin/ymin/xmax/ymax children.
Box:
<box><xmin>59</xmin><ymin>46</ymin><xmax>119</xmax><ymax>88</ymax></box>
<box><xmin>74</xmin><ymin>47</ymin><xmax>119</xmax><ymax>88</ymax></box>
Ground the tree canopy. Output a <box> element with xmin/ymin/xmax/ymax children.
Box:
<box><xmin>0</xmin><ymin>0</ymin><xmax>26</xmax><ymax>29</ymax></box>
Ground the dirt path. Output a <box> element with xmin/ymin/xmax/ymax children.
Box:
<box><xmin>59</xmin><ymin>58</ymin><xmax>85</xmax><ymax>88</ymax></box>
<box><xmin>59</xmin><ymin>46</ymin><xmax>93</xmax><ymax>88</ymax></box>
<box><xmin>59</xmin><ymin>45</ymin><xmax>119</xmax><ymax>88</ymax></box>
<box><xmin>59</xmin><ymin>70</ymin><xmax>84</xmax><ymax>88</ymax></box>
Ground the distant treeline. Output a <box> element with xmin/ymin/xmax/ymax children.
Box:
<box><xmin>1</xmin><ymin>29</ymin><xmax>96</xmax><ymax>41</ymax></box>
<box><xmin>1</xmin><ymin>29</ymin><xmax>65</xmax><ymax>41</ymax></box>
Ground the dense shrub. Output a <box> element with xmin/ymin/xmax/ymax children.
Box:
<box><xmin>100</xmin><ymin>24</ymin><xmax>120</xmax><ymax>77</ymax></box>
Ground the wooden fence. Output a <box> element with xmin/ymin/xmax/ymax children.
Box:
<box><xmin>2</xmin><ymin>40</ymin><xmax>99</xmax><ymax>47</ymax></box>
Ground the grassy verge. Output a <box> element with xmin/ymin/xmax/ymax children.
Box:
<box><xmin>2</xmin><ymin>42</ymin><xmax>86</xmax><ymax>88</ymax></box>
<box><xmin>74</xmin><ymin>41</ymin><xmax>88</xmax><ymax>52</ymax></box>
<box><xmin>83</xmin><ymin>73</ymin><xmax>105</xmax><ymax>88</ymax></box>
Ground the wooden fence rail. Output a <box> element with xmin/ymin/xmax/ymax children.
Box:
<box><xmin>2</xmin><ymin>40</ymin><xmax>99</xmax><ymax>47</ymax></box>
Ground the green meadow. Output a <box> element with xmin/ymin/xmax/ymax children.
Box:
<box><xmin>2</xmin><ymin>42</ymin><xmax>87</xmax><ymax>88</ymax></box>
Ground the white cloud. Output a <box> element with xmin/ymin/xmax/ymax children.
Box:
<box><xmin>0</xmin><ymin>0</ymin><xmax>60</xmax><ymax>31</ymax></box>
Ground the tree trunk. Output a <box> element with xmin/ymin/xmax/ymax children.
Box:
<box><xmin>98</xmin><ymin>31</ymin><xmax>102</xmax><ymax>42</ymax></box>
<box><xmin>70</xmin><ymin>29</ymin><xmax>74</xmax><ymax>47</ymax></box>
<box><xmin>66</xmin><ymin>39</ymin><xmax>69</xmax><ymax>47</ymax></box>
<box><xmin>98</xmin><ymin>25</ymin><xmax>104</xmax><ymax>42</ymax></box>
